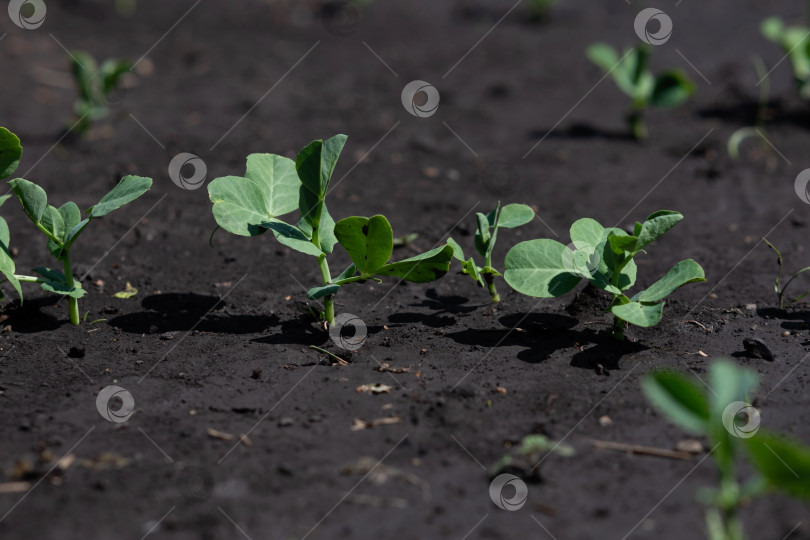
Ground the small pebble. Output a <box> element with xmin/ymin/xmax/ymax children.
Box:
<box><xmin>278</xmin><ymin>417</ymin><xmax>294</xmax><ymax>427</ymax></box>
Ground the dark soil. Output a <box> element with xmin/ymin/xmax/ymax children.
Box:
<box><xmin>1</xmin><ymin>1</ymin><xmax>809</xmax><ymax>539</ymax></box>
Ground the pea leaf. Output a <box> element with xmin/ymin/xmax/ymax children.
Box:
<box><xmin>745</xmin><ymin>432</ymin><xmax>810</xmax><ymax>500</ymax></box>
<box><xmin>570</xmin><ymin>218</ymin><xmax>604</xmax><ymax>249</ymax></box>
<box><xmin>90</xmin><ymin>175</ymin><xmax>152</xmax><ymax>218</ymax></box>
<box><xmin>447</xmin><ymin>237</ymin><xmax>465</xmax><ymax>261</ymax></box>
<box><xmin>462</xmin><ymin>257</ymin><xmax>485</xmax><ymax>287</ymax></box>
<box><xmin>634</xmin><ymin>259</ymin><xmax>705</xmax><ymax>302</ymax></box>
<box><xmin>0</xmin><ymin>127</ymin><xmax>22</xmax><ymax>180</ymax></box>
<box><xmin>494</xmin><ymin>204</ymin><xmax>534</xmax><ymax>229</ymax></box>
<box><xmin>33</xmin><ymin>267</ymin><xmax>86</xmax><ymax>298</ymax></box>
<box><xmin>635</xmin><ymin>210</ymin><xmax>683</xmax><ymax>251</ymax></box>
<box><xmin>503</xmin><ymin>239</ymin><xmax>582</xmax><ymax>297</ymax></box>
<box><xmin>650</xmin><ymin>71</ymin><xmax>695</xmax><ymax>108</ymax></box>
<box><xmin>262</xmin><ymin>219</ymin><xmax>323</xmax><ymax>257</ymax></box>
<box><xmin>208</xmin><ymin>177</ymin><xmax>269</xmax><ymax>237</ymax></box>
<box><xmin>8</xmin><ymin>178</ymin><xmax>48</xmax><ymax>224</ymax></box>
<box><xmin>0</xmin><ymin>217</ymin><xmax>21</xmax><ymax>301</ymax></box>
<box><xmin>307</xmin><ymin>284</ymin><xmax>340</xmax><ymax>300</ymax></box>
<box><xmin>335</xmin><ymin>215</ymin><xmax>394</xmax><ymax>274</ymax></box>
<box><xmin>245</xmin><ymin>154</ymin><xmax>299</xmax><ymax>217</ymax></box>
<box><xmin>611</xmin><ymin>299</ymin><xmax>664</xmax><ymax>327</ymax></box>
<box><xmin>641</xmin><ymin>371</ymin><xmax>710</xmax><ymax>433</ymax></box>
<box><xmin>374</xmin><ymin>244</ymin><xmax>454</xmax><ymax>283</ymax></box>
<box><xmin>297</xmin><ymin>134</ymin><xmax>347</xmax><ymax>230</ymax></box>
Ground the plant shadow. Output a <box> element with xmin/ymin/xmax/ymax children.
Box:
<box><xmin>108</xmin><ymin>293</ymin><xmax>279</xmax><ymax>334</ymax></box>
<box><xmin>2</xmin><ymin>296</ymin><xmax>64</xmax><ymax>333</ymax></box>
<box><xmin>446</xmin><ymin>312</ymin><xmax>646</xmax><ymax>372</ymax></box>
<box><xmin>757</xmin><ymin>307</ymin><xmax>810</xmax><ymax>332</ymax></box>
<box><xmin>528</xmin><ymin>123</ymin><xmax>635</xmax><ymax>142</ymax></box>
<box><xmin>387</xmin><ymin>288</ymin><xmax>478</xmax><ymax>328</ymax></box>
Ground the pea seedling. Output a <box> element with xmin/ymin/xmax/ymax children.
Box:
<box><xmin>8</xmin><ymin>175</ymin><xmax>153</xmax><ymax>325</ymax></box>
<box><xmin>643</xmin><ymin>360</ymin><xmax>810</xmax><ymax>540</ymax></box>
<box><xmin>586</xmin><ymin>44</ymin><xmax>695</xmax><ymax>140</ymax></box>
<box><xmin>208</xmin><ymin>134</ymin><xmax>454</xmax><ymax>326</ymax></box>
<box><xmin>70</xmin><ymin>51</ymin><xmax>131</xmax><ymax>134</ymax></box>
<box><xmin>762</xmin><ymin>238</ymin><xmax>810</xmax><ymax>310</ymax></box>
<box><xmin>448</xmin><ymin>202</ymin><xmax>534</xmax><ymax>302</ymax></box>
<box><xmin>504</xmin><ymin>210</ymin><xmax>705</xmax><ymax>340</ymax></box>
<box><xmin>761</xmin><ymin>17</ymin><xmax>810</xmax><ymax>99</ymax></box>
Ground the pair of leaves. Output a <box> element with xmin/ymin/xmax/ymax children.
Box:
<box><xmin>643</xmin><ymin>360</ymin><xmax>810</xmax><ymax>501</ymax></box>
<box><xmin>306</xmin><ymin>214</ymin><xmax>455</xmax><ymax>299</ymax></box>
<box><xmin>504</xmin><ymin>211</ymin><xmax>705</xmax><ymax>328</ymax></box>
<box><xmin>586</xmin><ymin>44</ymin><xmax>695</xmax><ymax>108</ymax></box>
<box><xmin>449</xmin><ymin>202</ymin><xmax>535</xmax><ymax>289</ymax></box>
<box><xmin>71</xmin><ymin>51</ymin><xmax>131</xmax><ymax>119</ymax></box>
<box><xmin>7</xmin><ymin>175</ymin><xmax>152</xmax><ymax>297</ymax></box>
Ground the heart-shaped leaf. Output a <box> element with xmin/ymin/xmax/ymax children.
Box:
<box><xmin>335</xmin><ymin>215</ymin><xmax>393</xmax><ymax>274</ymax></box>
<box><xmin>494</xmin><ymin>203</ymin><xmax>534</xmax><ymax>229</ymax></box>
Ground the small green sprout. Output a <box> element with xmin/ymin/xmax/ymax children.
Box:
<box><xmin>208</xmin><ymin>134</ymin><xmax>454</xmax><ymax>327</ymax></box>
<box><xmin>643</xmin><ymin>360</ymin><xmax>810</xmax><ymax>540</ymax></box>
<box><xmin>7</xmin><ymin>175</ymin><xmax>152</xmax><ymax>325</ymax></box>
<box><xmin>448</xmin><ymin>202</ymin><xmax>535</xmax><ymax>303</ymax></box>
<box><xmin>586</xmin><ymin>44</ymin><xmax>695</xmax><ymax>140</ymax></box>
<box><xmin>504</xmin><ymin>210</ymin><xmax>705</xmax><ymax>340</ymax></box>
<box><xmin>761</xmin><ymin>17</ymin><xmax>810</xmax><ymax>99</ymax></box>
<box><xmin>762</xmin><ymin>238</ymin><xmax>810</xmax><ymax>310</ymax></box>
<box><xmin>490</xmin><ymin>434</ymin><xmax>574</xmax><ymax>481</ymax></box>
<box><xmin>70</xmin><ymin>51</ymin><xmax>131</xmax><ymax>134</ymax></box>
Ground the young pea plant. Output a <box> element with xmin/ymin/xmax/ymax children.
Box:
<box><xmin>504</xmin><ymin>210</ymin><xmax>705</xmax><ymax>340</ymax></box>
<box><xmin>7</xmin><ymin>175</ymin><xmax>153</xmax><ymax>325</ymax></box>
<box><xmin>70</xmin><ymin>51</ymin><xmax>131</xmax><ymax>135</ymax></box>
<box><xmin>643</xmin><ymin>360</ymin><xmax>810</xmax><ymax>540</ymax></box>
<box><xmin>447</xmin><ymin>202</ymin><xmax>535</xmax><ymax>303</ymax></box>
<box><xmin>208</xmin><ymin>134</ymin><xmax>454</xmax><ymax>327</ymax></box>
<box><xmin>762</xmin><ymin>238</ymin><xmax>810</xmax><ymax>310</ymax></box>
<box><xmin>586</xmin><ymin>44</ymin><xmax>695</xmax><ymax>140</ymax></box>
<box><xmin>761</xmin><ymin>17</ymin><xmax>810</xmax><ymax>100</ymax></box>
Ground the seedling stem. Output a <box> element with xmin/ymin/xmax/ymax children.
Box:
<box><xmin>63</xmin><ymin>252</ymin><xmax>80</xmax><ymax>325</ymax></box>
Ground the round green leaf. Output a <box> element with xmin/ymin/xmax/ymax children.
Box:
<box><xmin>503</xmin><ymin>239</ymin><xmax>582</xmax><ymax>297</ymax></box>
<box><xmin>0</xmin><ymin>128</ymin><xmax>22</xmax><ymax>181</ymax></box>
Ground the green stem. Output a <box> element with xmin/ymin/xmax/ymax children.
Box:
<box><xmin>628</xmin><ymin>104</ymin><xmax>647</xmax><ymax>141</ymax></box>
<box><xmin>12</xmin><ymin>275</ymin><xmax>46</xmax><ymax>283</ymax></box>
<box><xmin>317</xmin><ymin>254</ymin><xmax>335</xmax><ymax>326</ymax></box>
<box><xmin>611</xmin><ymin>313</ymin><xmax>625</xmax><ymax>341</ymax></box>
<box><xmin>62</xmin><ymin>251</ymin><xmax>80</xmax><ymax>326</ymax></box>
<box><xmin>484</xmin><ymin>274</ymin><xmax>500</xmax><ymax>303</ymax></box>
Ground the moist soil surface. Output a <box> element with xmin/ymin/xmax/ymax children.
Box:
<box><xmin>1</xmin><ymin>1</ymin><xmax>809</xmax><ymax>539</ymax></box>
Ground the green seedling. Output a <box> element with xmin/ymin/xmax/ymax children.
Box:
<box><xmin>70</xmin><ymin>51</ymin><xmax>131</xmax><ymax>134</ymax></box>
<box><xmin>761</xmin><ymin>17</ymin><xmax>810</xmax><ymax>99</ymax></box>
<box><xmin>527</xmin><ymin>0</ymin><xmax>559</xmax><ymax>23</ymax></box>
<box><xmin>762</xmin><ymin>238</ymin><xmax>810</xmax><ymax>310</ymax></box>
<box><xmin>727</xmin><ymin>56</ymin><xmax>779</xmax><ymax>171</ymax></box>
<box><xmin>490</xmin><ymin>434</ymin><xmax>574</xmax><ymax>481</ymax></box>
<box><xmin>643</xmin><ymin>360</ymin><xmax>810</xmax><ymax>540</ymax></box>
<box><xmin>503</xmin><ymin>210</ymin><xmax>705</xmax><ymax>340</ymax></box>
<box><xmin>208</xmin><ymin>134</ymin><xmax>454</xmax><ymax>326</ymax></box>
<box><xmin>586</xmin><ymin>44</ymin><xmax>695</xmax><ymax>140</ymax></box>
<box><xmin>0</xmin><ymin>127</ymin><xmax>24</xmax><ymax>301</ymax></box>
<box><xmin>7</xmin><ymin>175</ymin><xmax>152</xmax><ymax>325</ymax></box>
<box><xmin>448</xmin><ymin>202</ymin><xmax>534</xmax><ymax>303</ymax></box>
